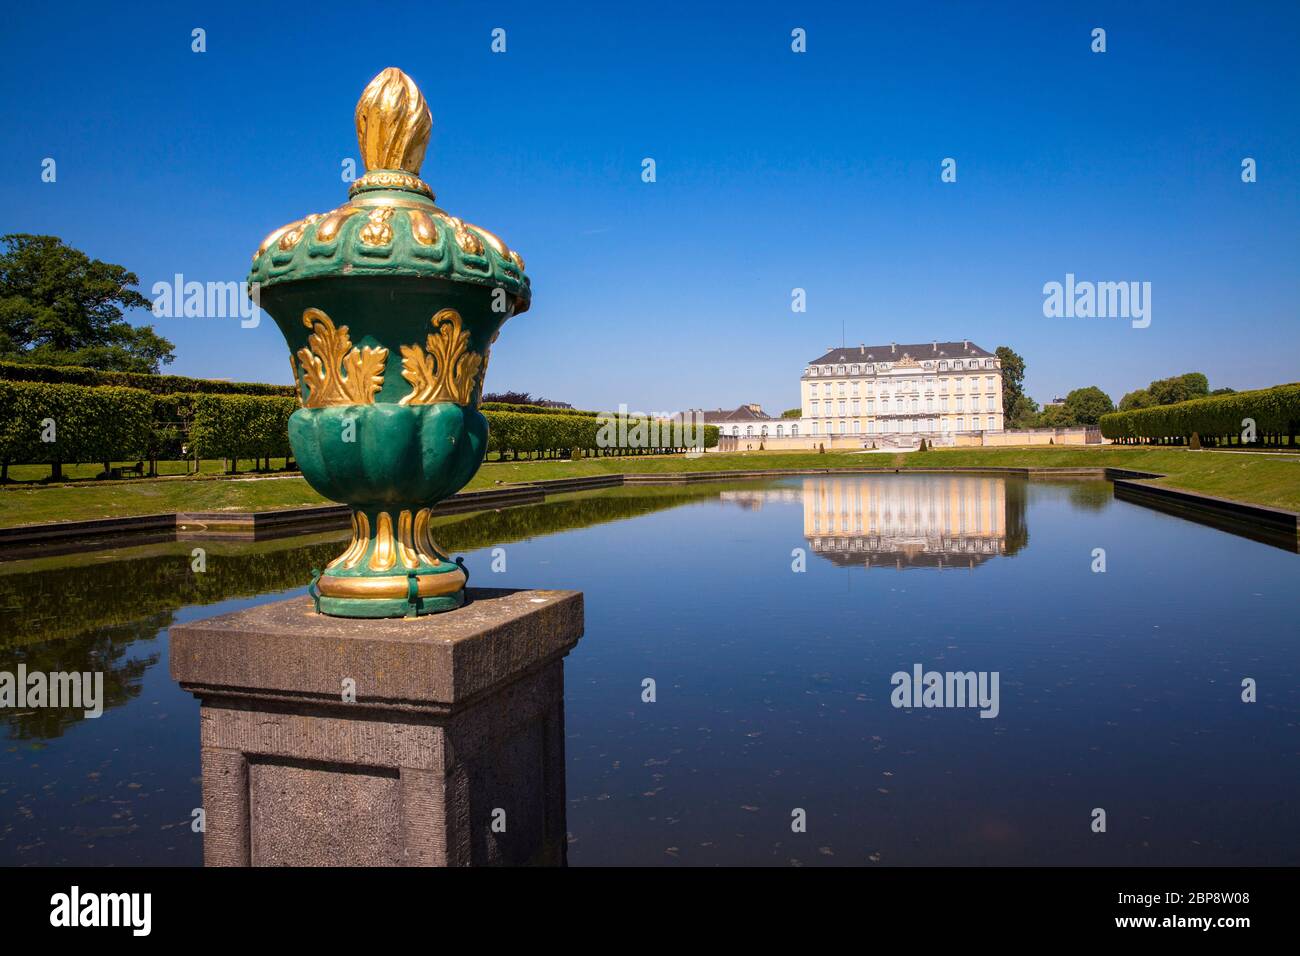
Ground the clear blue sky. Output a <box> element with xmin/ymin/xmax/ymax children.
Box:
<box><xmin>2</xmin><ymin>1</ymin><xmax>1296</xmax><ymax>414</ymax></box>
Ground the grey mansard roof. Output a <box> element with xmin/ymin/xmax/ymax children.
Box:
<box><xmin>807</xmin><ymin>342</ymin><xmax>995</xmax><ymax>365</ymax></box>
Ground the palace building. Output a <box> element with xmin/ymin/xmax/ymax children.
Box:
<box><xmin>800</xmin><ymin>340</ymin><xmax>1004</xmax><ymax>442</ymax></box>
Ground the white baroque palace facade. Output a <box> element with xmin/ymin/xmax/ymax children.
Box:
<box><xmin>800</xmin><ymin>341</ymin><xmax>1003</xmax><ymax>441</ymax></box>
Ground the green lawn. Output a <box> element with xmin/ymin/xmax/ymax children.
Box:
<box><xmin>4</xmin><ymin>458</ymin><xmax>293</xmax><ymax>483</ymax></box>
<box><xmin>1</xmin><ymin>445</ymin><xmax>1296</xmax><ymax>528</ymax></box>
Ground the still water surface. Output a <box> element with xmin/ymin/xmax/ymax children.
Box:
<box><xmin>1</xmin><ymin>474</ymin><xmax>1296</xmax><ymax>865</ymax></box>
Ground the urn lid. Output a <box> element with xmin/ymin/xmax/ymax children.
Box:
<box><xmin>249</xmin><ymin>68</ymin><xmax>530</xmax><ymax>313</ymax></box>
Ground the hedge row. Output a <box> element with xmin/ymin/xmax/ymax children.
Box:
<box><xmin>1099</xmin><ymin>383</ymin><xmax>1300</xmax><ymax>445</ymax></box>
<box><xmin>188</xmin><ymin>395</ymin><xmax>296</xmax><ymax>460</ymax></box>
<box><xmin>0</xmin><ymin>360</ymin><xmax>297</xmax><ymax>398</ymax></box>
<box><xmin>485</xmin><ymin>410</ymin><xmax>719</xmax><ymax>458</ymax></box>
<box><xmin>480</xmin><ymin>402</ymin><xmax>597</xmax><ymax>417</ymax></box>
<box><xmin>0</xmin><ymin>381</ymin><xmax>721</xmax><ymax>479</ymax></box>
<box><xmin>0</xmin><ymin>381</ymin><xmax>294</xmax><ymax>477</ymax></box>
<box><xmin>0</xmin><ymin>381</ymin><xmax>155</xmax><ymax>475</ymax></box>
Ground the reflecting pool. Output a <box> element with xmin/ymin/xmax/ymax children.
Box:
<box><xmin>1</xmin><ymin>474</ymin><xmax>1296</xmax><ymax>865</ymax></box>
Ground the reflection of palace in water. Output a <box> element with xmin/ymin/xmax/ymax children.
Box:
<box><xmin>802</xmin><ymin>474</ymin><xmax>1027</xmax><ymax>568</ymax></box>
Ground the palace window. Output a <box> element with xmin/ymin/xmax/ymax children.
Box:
<box><xmin>837</xmin><ymin>365</ymin><xmax>845</xmax><ymax>375</ymax></box>
<box><xmin>851</xmin><ymin>399</ymin><xmax>859</xmax><ymax>415</ymax></box>
<box><xmin>811</xmin><ymin>400</ymin><xmax>819</xmax><ymax>415</ymax></box>
<box><xmin>850</xmin><ymin>365</ymin><xmax>859</xmax><ymax>374</ymax></box>
<box><xmin>839</xmin><ymin>421</ymin><xmax>847</xmax><ymax>434</ymax></box>
<box><xmin>745</xmin><ymin>426</ymin><xmax>754</xmax><ymax>436</ymax></box>
<box><xmin>987</xmin><ymin>416</ymin><xmax>995</xmax><ymax>430</ymax></box>
<box><xmin>791</xmin><ymin>424</ymin><xmax>799</xmax><ymax>436</ymax></box>
<box><xmin>852</xmin><ymin>420</ymin><xmax>861</xmax><ymax>434</ymax></box>
<box><xmin>866</xmin><ymin>399</ymin><xmax>874</xmax><ymax>413</ymax></box>
<box><xmin>838</xmin><ymin>401</ymin><xmax>846</xmax><ymax>416</ymax></box>
<box><xmin>956</xmin><ymin>397</ymin><xmax>964</xmax><ymax>411</ymax></box>
<box><xmin>811</xmin><ymin>422</ymin><xmax>818</xmax><ymax>435</ymax></box>
<box><xmin>926</xmin><ymin>398</ymin><xmax>934</xmax><ymax>413</ymax></box>
<box><xmin>776</xmin><ymin>424</ymin><xmax>784</xmax><ymax>437</ymax></box>
<box><xmin>941</xmin><ymin>397</ymin><xmax>948</xmax><ymax>411</ymax></box>
<box><xmin>851</xmin><ymin>382</ymin><xmax>859</xmax><ymax>397</ymax></box>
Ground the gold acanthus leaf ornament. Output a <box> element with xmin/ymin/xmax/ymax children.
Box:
<box><xmin>399</xmin><ymin>309</ymin><xmax>483</xmax><ymax>406</ymax></box>
<box><xmin>296</xmin><ymin>308</ymin><xmax>389</xmax><ymax>407</ymax></box>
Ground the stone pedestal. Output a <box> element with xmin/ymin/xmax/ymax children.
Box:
<box><xmin>169</xmin><ymin>588</ymin><xmax>583</xmax><ymax>866</ymax></box>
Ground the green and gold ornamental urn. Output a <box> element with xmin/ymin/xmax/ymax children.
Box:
<box><xmin>250</xmin><ymin>67</ymin><xmax>530</xmax><ymax>617</ymax></box>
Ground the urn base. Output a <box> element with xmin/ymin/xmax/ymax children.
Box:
<box><xmin>312</xmin><ymin>507</ymin><xmax>469</xmax><ymax>618</ymax></box>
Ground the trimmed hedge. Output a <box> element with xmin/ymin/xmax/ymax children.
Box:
<box><xmin>485</xmin><ymin>410</ymin><xmax>719</xmax><ymax>458</ymax></box>
<box><xmin>0</xmin><ymin>360</ymin><xmax>296</xmax><ymax>398</ymax></box>
<box><xmin>189</xmin><ymin>394</ymin><xmax>295</xmax><ymax>462</ymax></box>
<box><xmin>1100</xmin><ymin>383</ymin><xmax>1300</xmax><ymax>446</ymax></box>
<box><xmin>0</xmin><ymin>379</ymin><xmax>721</xmax><ymax>480</ymax></box>
<box><xmin>480</xmin><ymin>402</ymin><xmax>597</xmax><ymax>417</ymax></box>
<box><xmin>0</xmin><ymin>380</ymin><xmax>155</xmax><ymax>476</ymax></box>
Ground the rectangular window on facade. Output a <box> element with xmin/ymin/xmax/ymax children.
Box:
<box><xmin>941</xmin><ymin>397</ymin><xmax>948</xmax><ymax>412</ymax></box>
<box><xmin>852</xmin><ymin>420</ymin><xmax>861</xmax><ymax>434</ymax></box>
<box><xmin>956</xmin><ymin>397</ymin><xmax>964</xmax><ymax>411</ymax></box>
<box><xmin>988</xmin><ymin>416</ymin><xmax>995</xmax><ymax>430</ymax></box>
<box><xmin>851</xmin><ymin>399</ymin><xmax>859</xmax><ymax>415</ymax></box>
<box><xmin>838</xmin><ymin>401</ymin><xmax>846</xmax><ymax>416</ymax></box>
<box><xmin>811</xmin><ymin>400</ymin><xmax>818</xmax><ymax>415</ymax></box>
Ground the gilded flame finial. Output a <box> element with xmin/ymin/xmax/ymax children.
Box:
<box><xmin>355</xmin><ymin>67</ymin><xmax>432</xmax><ymax>174</ymax></box>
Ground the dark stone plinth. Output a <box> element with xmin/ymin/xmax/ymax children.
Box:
<box><xmin>170</xmin><ymin>589</ymin><xmax>583</xmax><ymax>866</ymax></box>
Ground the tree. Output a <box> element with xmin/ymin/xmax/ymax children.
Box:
<box><xmin>1036</xmin><ymin>403</ymin><xmax>1074</xmax><ymax>427</ymax></box>
<box><xmin>1148</xmin><ymin>372</ymin><xmax>1208</xmax><ymax>406</ymax></box>
<box><xmin>482</xmin><ymin>390</ymin><xmax>535</xmax><ymax>405</ymax></box>
<box><xmin>1063</xmin><ymin>386</ymin><xmax>1115</xmax><ymax>426</ymax></box>
<box><xmin>1006</xmin><ymin>393</ymin><xmax>1040</xmax><ymax>428</ymax></box>
<box><xmin>995</xmin><ymin>346</ymin><xmax>1025</xmax><ymax>416</ymax></box>
<box><xmin>781</xmin><ymin>407</ymin><xmax>801</xmax><ymax>419</ymax></box>
<box><xmin>1119</xmin><ymin>388</ymin><xmax>1156</xmax><ymax>411</ymax></box>
<box><xmin>0</xmin><ymin>234</ymin><xmax>174</xmax><ymax>373</ymax></box>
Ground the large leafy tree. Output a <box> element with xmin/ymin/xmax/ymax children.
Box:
<box><xmin>1148</xmin><ymin>372</ymin><xmax>1209</xmax><ymax>406</ymax></box>
<box><xmin>1118</xmin><ymin>387</ymin><xmax>1156</xmax><ymax>411</ymax></box>
<box><xmin>1063</xmin><ymin>385</ymin><xmax>1115</xmax><ymax>425</ymax></box>
<box><xmin>995</xmin><ymin>345</ymin><xmax>1026</xmax><ymax>417</ymax></box>
<box><xmin>0</xmin><ymin>234</ymin><xmax>174</xmax><ymax>373</ymax></box>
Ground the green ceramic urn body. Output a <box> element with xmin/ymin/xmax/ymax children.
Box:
<box><xmin>249</xmin><ymin>68</ymin><xmax>530</xmax><ymax>617</ymax></box>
